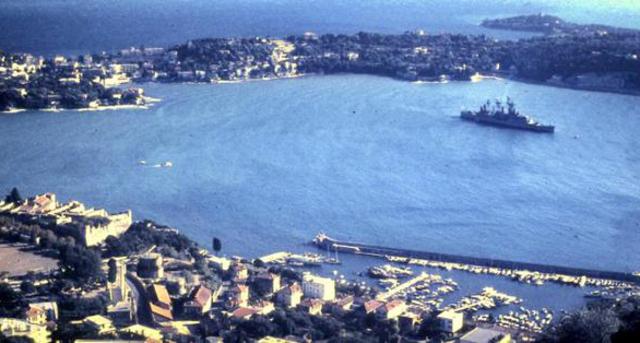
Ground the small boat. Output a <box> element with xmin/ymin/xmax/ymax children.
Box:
<box><xmin>162</xmin><ymin>161</ymin><xmax>173</xmax><ymax>168</ymax></box>
<box><xmin>324</xmin><ymin>257</ymin><xmax>342</xmax><ymax>265</ymax></box>
<box><xmin>584</xmin><ymin>290</ymin><xmax>602</xmax><ymax>298</ymax></box>
<box><xmin>138</xmin><ymin>160</ymin><xmax>147</xmax><ymax>165</ymax></box>
<box><xmin>303</xmin><ymin>261</ymin><xmax>322</xmax><ymax>267</ymax></box>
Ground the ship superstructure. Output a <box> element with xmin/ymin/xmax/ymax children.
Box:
<box><xmin>460</xmin><ymin>98</ymin><xmax>554</xmax><ymax>133</ymax></box>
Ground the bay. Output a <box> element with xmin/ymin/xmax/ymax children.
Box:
<box><xmin>1</xmin><ymin>75</ymin><xmax>639</xmax><ymax>273</ymax></box>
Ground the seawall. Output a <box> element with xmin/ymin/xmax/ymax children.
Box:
<box><xmin>313</xmin><ymin>234</ymin><xmax>640</xmax><ymax>284</ymax></box>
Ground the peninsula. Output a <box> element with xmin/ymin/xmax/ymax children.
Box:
<box><xmin>1</xmin><ymin>14</ymin><xmax>639</xmax><ymax>112</ymax></box>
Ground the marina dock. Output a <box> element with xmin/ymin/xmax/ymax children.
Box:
<box><xmin>313</xmin><ymin>233</ymin><xmax>640</xmax><ymax>284</ymax></box>
<box><xmin>376</xmin><ymin>272</ymin><xmax>431</xmax><ymax>301</ymax></box>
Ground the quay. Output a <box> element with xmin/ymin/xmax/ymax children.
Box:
<box><xmin>376</xmin><ymin>272</ymin><xmax>431</xmax><ymax>301</ymax></box>
<box><xmin>313</xmin><ymin>233</ymin><xmax>640</xmax><ymax>284</ymax></box>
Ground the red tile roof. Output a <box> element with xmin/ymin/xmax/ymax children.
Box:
<box><xmin>335</xmin><ymin>296</ymin><xmax>354</xmax><ymax>307</ymax></box>
<box><xmin>26</xmin><ymin>306</ymin><xmax>45</xmax><ymax>318</ymax></box>
<box><xmin>149</xmin><ymin>302</ymin><xmax>173</xmax><ymax>320</ymax></box>
<box><xmin>364</xmin><ymin>300</ymin><xmax>383</xmax><ymax>313</ymax></box>
<box><xmin>382</xmin><ymin>299</ymin><xmax>405</xmax><ymax>312</ymax></box>
<box><xmin>232</xmin><ymin>307</ymin><xmax>257</xmax><ymax>319</ymax></box>
<box><xmin>150</xmin><ymin>284</ymin><xmax>171</xmax><ymax>306</ymax></box>
<box><xmin>191</xmin><ymin>285</ymin><xmax>212</xmax><ymax>307</ymax></box>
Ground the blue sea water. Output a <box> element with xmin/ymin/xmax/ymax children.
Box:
<box><xmin>6</xmin><ymin>0</ymin><xmax>640</xmax><ymax>56</ymax></box>
<box><xmin>1</xmin><ymin>0</ymin><xmax>640</xmax><ymax>312</ymax></box>
<box><xmin>1</xmin><ymin>76</ymin><xmax>639</xmax><ymax>273</ymax></box>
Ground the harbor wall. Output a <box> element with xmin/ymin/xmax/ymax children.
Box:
<box><xmin>314</xmin><ymin>236</ymin><xmax>640</xmax><ymax>283</ymax></box>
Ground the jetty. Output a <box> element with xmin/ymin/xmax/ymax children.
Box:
<box><xmin>313</xmin><ymin>233</ymin><xmax>640</xmax><ymax>284</ymax></box>
<box><xmin>376</xmin><ymin>272</ymin><xmax>431</xmax><ymax>301</ymax></box>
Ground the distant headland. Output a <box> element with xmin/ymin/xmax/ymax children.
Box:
<box><xmin>1</xmin><ymin>14</ymin><xmax>639</xmax><ymax>112</ymax></box>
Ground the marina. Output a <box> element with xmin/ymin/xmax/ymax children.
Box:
<box><xmin>313</xmin><ymin>233</ymin><xmax>640</xmax><ymax>288</ymax></box>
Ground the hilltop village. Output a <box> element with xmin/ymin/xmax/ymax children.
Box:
<box><xmin>1</xmin><ymin>14</ymin><xmax>640</xmax><ymax>112</ymax></box>
<box><xmin>2</xmin><ymin>190</ymin><xmax>640</xmax><ymax>343</ymax></box>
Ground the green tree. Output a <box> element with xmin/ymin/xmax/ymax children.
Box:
<box><xmin>20</xmin><ymin>280</ymin><xmax>36</xmax><ymax>294</ymax></box>
<box><xmin>5</xmin><ymin>187</ymin><xmax>22</xmax><ymax>204</ymax></box>
<box><xmin>107</xmin><ymin>258</ymin><xmax>118</xmax><ymax>283</ymax></box>
<box><xmin>58</xmin><ymin>245</ymin><xmax>102</xmax><ymax>280</ymax></box>
<box><xmin>0</xmin><ymin>282</ymin><xmax>25</xmax><ymax>317</ymax></box>
<box><xmin>253</xmin><ymin>258</ymin><xmax>265</xmax><ymax>268</ymax></box>
<box><xmin>540</xmin><ymin>304</ymin><xmax>621</xmax><ymax>343</ymax></box>
<box><xmin>213</xmin><ymin>237</ymin><xmax>222</xmax><ymax>255</ymax></box>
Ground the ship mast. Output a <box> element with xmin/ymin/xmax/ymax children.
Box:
<box><xmin>507</xmin><ymin>97</ymin><xmax>516</xmax><ymax>115</ymax></box>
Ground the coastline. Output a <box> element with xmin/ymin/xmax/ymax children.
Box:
<box><xmin>3</xmin><ymin>72</ymin><xmax>638</xmax><ymax>115</ymax></box>
<box><xmin>2</xmin><ymin>95</ymin><xmax>161</xmax><ymax>114</ymax></box>
<box><xmin>0</xmin><ymin>108</ymin><xmax>26</xmax><ymax>114</ymax></box>
<box><xmin>76</xmin><ymin>104</ymin><xmax>149</xmax><ymax>112</ymax></box>
<box><xmin>507</xmin><ymin>76</ymin><xmax>640</xmax><ymax>97</ymax></box>
<box><xmin>208</xmin><ymin>72</ymin><xmax>640</xmax><ymax>98</ymax></box>
<box><xmin>211</xmin><ymin>73</ymin><xmax>306</xmax><ymax>84</ymax></box>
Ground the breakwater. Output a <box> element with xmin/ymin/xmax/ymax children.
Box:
<box><xmin>312</xmin><ymin>233</ymin><xmax>640</xmax><ymax>284</ymax></box>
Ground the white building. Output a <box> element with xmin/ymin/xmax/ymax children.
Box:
<box><xmin>0</xmin><ymin>318</ymin><xmax>50</xmax><ymax>343</ymax></box>
<box><xmin>302</xmin><ymin>273</ymin><xmax>335</xmax><ymax>301</ymax></box>
<box><xmin>460</xmin><ymin>327</ymin><xmax>511</xmax><ymax>343</ymax></box>
<box><xmin>437</xmin><ymin>310</ymin><xmax>464</xmax><ymax>334</ymax></box>
<box><xmin>208</xmin><ymin>255</ymin><xmax>231</xmax><ymax>271</ymax></box>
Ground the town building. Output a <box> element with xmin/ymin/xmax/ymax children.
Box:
<box><xmin>399</xmin><ymin>312</ymin><xmax>422</xmax><ymax>333</ymax></box>
<box><xmin>230</xmin><ymin>262</ymin><xmax>248</xmax><ymax>282</ymax></box>
<box><xmin>120</xmin><ymin>324</ymin><xmax>163</xmax><ymax>341</ymax></box>
<box><xmin>137</xmin><ymin>253</ymin><xmax>164</xmax><ymax>279</ymax></box>
<box><xmin>255</xmin><ymin>300</ymin><xmax>275</xmax><ymax>315</ymax></box>
<box><xmin>438</xmin><ymin>310</ymin><xmax>464</xmax><ymax>334</ymax></box>
<box><xmin>72</xmin><ymin>210</ymin><xmax>132</xmax><ymax>247</ymax></box>
<box><xmin>148</xmin><ymin>284</ymin><xmax>173</xmax><ymax>322</ymax></box>
<box><xmin>25</xmin><ymin>306</ymin><xmax>47</xmax><ymax>325</ymax></box>
<box><xmin>27</xmin><ymin>302</ymin><xmax>58</xmax><ymax>323</ymax></box>
<box><xmin>0</xmin><ymin>318</ymin><xmax>50</xmax><ymax>343</ymax></box>
<box><xmin>159</xmin><ymin>320</ymin><xmax>201</xmax><ymax>340</ymax></box>
<box><xmin>107</xmin><ymin>257</ymin><xmax>129</xmax><ymax>302</ymax></box>
<box><xmin>460</xmin><ymin>327</ymin><xmax>511</xmax><ymax>343</ymax></box>
<box><xmin>16</xmin><ymin>193</ymin><xmax>58</xmax><ymax>214</ymax></box>
<box><xmin>106</xmin><ymin>257</ymin><xmax>134</xmax><ymax>324</ymax></box>
<box><xmin>254</xmin><ymin>272</ymin><xmax>281</xmax><ymax>295</ymax></box>
<box><xmin>208</xmin><ymin>255</ymin><xmax>231</xmax><ymax>271</ymax></box>
<box><xmin>363</xmin><ymin>299</ymin><xmax>384</xmax><ymax>314</ymax></box>
<box><xmin>230</xmin><ymin>284</ymin><xmax>250</xmax><ymax>308</ymax></box>
<box><xmin>82</xmin><ymin>315</ymin><xmax>116</xmax><ymax>335</ymax></box>
<box><xmin>330</xmin><ymin>296</ymin><xmax>354</xmax><ymax>314</ymax></box>
<box><xmin>277</xmin><ymin>283</ymin><xmax>302</xmax><ymax>308</ymax></box>
<box><xmin>0</xmin><ymin>193</ymin><xmax>132</xmax><ymax>247</ymax></box>
<box><xmin>184</xmin><ymin>284</ymin><xmax>213</xmax><ymax>316</ymax></box>
<box><xmin>299</xmin><ymin>299</ymin><xmax>324</xmax><ymax>316</ymax></box>
<box><xmin>231</xmin><ymin>307</ymin><xmax>257</xmax><ymax>320</ymax></box>
<box><xmin>301</xmin><ymin>273</ymin><xmax>335</xmax><ymax>301</ymax></box>
<box><xmin>258</xmin><ymin>337</ymin><xmax>300</xmax><ymax>343</ymax></box>
<box><xmin>376</xmin><ymin>299</ymin><xmax>407</xmax><ymax>320</ymax></box>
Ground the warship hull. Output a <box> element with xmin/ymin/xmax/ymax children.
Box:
<box><xmin>461</xmin><ymin>111</ymin><xmax>555</xmax><ymax>133</ymax></box>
